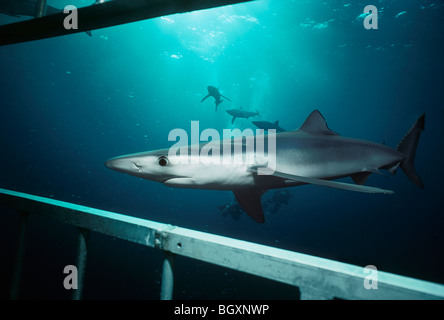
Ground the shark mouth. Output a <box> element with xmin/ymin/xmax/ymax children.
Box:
<box><xmin>132</xmin><ymin>162</ymin><xmax>142</xmax><ymax>172</ymax></box>
<box><xmin>163</xmin><ymin>177</ymin><xmax>194</xmax><ymax>186</ymax></box>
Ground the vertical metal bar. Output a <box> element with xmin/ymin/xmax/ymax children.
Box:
<box><xmin>72</xmin><ymin>227</ymin><xmax>90</xmax><ymax>300</ymax></box>
<box><xmin>160</xmin><ymin>251</ymin><xmax>175</xmax><ymax>300</ymax></box>
<box><xmin>10</xmin><ymin>211</ymin><xmax>29</xmax><ymax>300</ymax></box>
<box><xmin>34</xmin><ymin>0</ymin><xmax>48</xmax><ymax>18</ymax></box>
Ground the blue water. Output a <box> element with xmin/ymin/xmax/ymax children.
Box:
<box><xmin>0</xmin><ymin>0</ymin><xmax>443</xmax><ymax>299</ymax></box>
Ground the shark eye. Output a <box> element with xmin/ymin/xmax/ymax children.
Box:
<box><xmin>158</xmin><ymin>156</ymin><xmax>169</xmax><ymax>167</ymax></box>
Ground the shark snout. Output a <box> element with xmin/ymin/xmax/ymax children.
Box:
<box><xmin>105</xmin><ymin>157</ymin><xmax>121</xmax><ymax>170</ymax></box>
<box><xmin>105</xmin><ymin>156</ymin><xmax>138</xmax><ymax>173</ymax></box>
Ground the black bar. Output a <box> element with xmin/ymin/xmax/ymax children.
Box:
<box><xmin>0</xmin><ymin>0</ymin><xmax>254</xmax><ymax>46</ymax></box>
<box><xmin>10</xmin><ymin>211</ymin><xmax>29</xmax><ymax>300</ymax></box>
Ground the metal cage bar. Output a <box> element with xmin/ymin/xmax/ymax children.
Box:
<box><xmin>0</xmin><ymin>0</ymin><xmax>254</xmax><ymax>46</ymax></box>
<box><xmin>160</xmin><ymin>251</ymin><xmax>176</xmax><ymax>300</ymax></box>
<box><xmin>34</xmin><ymin>0</ymin><xmax>48</xmax><ymax>18</ymax></box>
<box><xmin>1</xmin><ymin>188</ymin><xmax>444</xmax><ymax>300</ymax></box>
<box><xmin>9</xmin><ymin>211</ymin><xmax>28</xmax><ymax>300</ymax></box>
<box><xmin>72</xmin><ymin>227</ymin><xmax>90</xmax><ymax>300</ymax></box>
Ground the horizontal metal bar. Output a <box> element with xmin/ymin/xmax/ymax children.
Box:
<box><xmin>1</xmin><ymin>187</ymin><xmax>443</xmax><ymax>300</ymax></box>
<box><xmin>0</xmin><ymin>0</ymin><xmax>254</xmax><ymax>46</ymax></box>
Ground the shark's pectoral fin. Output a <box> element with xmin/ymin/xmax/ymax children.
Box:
<box><xmin>201</xmin><ymin>94</ymin><xmax>211</xmax><ymax>103</ymax></box>
<box><xmin>231</xmin><ymin>117</ymin><xmax>236</xmax><ymax>124</ymax></box>
<box><xmin>221</xmin><ymin>95</ymin><xmax>231</xmax><ymax>102</ymax></box>
<box><xmin>269</xmin><ymin>170</ymin><xmax>394</xmax><ymax>194</ymax></box>
<box><xmin>233</xmin><ymin>189</ymin><xmax>266</xmax><ymax>223</ymax></box>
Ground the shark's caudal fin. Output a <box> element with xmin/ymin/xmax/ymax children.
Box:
<box><xmin>395</xmin><ymin>113</ymin><xmax>425</xmax><ymax>189</ymax></box>
<box><xmin>215</xmin><ymin>100</ymin><xmax>224</xmax><ymax>112</ymax></box>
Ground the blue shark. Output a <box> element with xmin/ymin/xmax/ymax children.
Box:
<box><xmin>105</xmin><ymin>110</ymin><xmax>425</xmax><ymax>223</ymax></box>
<box><xmin>252</xmin><ymin>120</ymin><xmax>287</xmax><ymax>133</ymax></box>
<box><xmin>201</xmin><ymin>86</ymin><xmax>231</xmax><ymax>111</ymax></box>
<box><xmin>226</xmin><ymin>108</ymin><xmax>259</xmax><ymax>124</ymax></box>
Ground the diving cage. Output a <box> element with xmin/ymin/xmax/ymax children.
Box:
<box><xmin>0</xmin><ymin>0</ymin><xmax>443</xmax><ymax>300</ymax></box>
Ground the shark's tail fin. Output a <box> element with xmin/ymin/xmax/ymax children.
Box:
<box><xmin>394</xmin><ymin>113</ymin><xmax>425</xmax><ymax>189</ymax></box>
<box><xmin>215</xmin><ymin>99</ymin><xmax>223</xmax><ymax>112</ymax></box>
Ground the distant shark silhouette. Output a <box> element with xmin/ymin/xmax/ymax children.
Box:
<box><xmin>0</xmin><ymin>0</ymin><xmax>92</xmax><ymax>36</ymax></box>
<box><xmin>226</xmin><ymin>108</ymin><xmax>259</xmax><ymax>124</ymax></box>
<box><xmin>252</xmin><ymin>120</ymin><xmax>287</xmax><ymax>133</ymax></box>
<box><xmin>105</xmin><ymin>110</ymin><xmax>425</xmax><ymax>223</ymax></box>
<box><xmin>201</xmin><ymin>86</ymin><xmax>231</xmax><ymax>111</ymax></box>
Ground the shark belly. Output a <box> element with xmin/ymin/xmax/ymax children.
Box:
<box><xmin>164</xmin><ymin>163</ymin><xmax>255</xmax><ymax>190</ymax></box>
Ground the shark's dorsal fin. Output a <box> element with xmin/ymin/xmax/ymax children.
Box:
<box><xmin>233</xmin><ymin>189</ymin><xmax>266</xmax><ymax>223</ymax></box>
<box><xmin>297</xmin><ymin>110</ymin><xmax>339</xmax><ymax>135</ymax></box>
<box><xmin>275</xmin><ymin>120</ymin><xmax>279</xmax><ymax>125</ymax></box>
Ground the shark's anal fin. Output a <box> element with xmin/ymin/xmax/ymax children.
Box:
<box><xmin>351</xmin><ymin>172</ymin><xmax>372</xmax><ymax>185</ymax></box>
<box><xmin>269</xmin><ymin>170</ymin><xmax>394</xmax><ymax>194</ymax></box>
<box><xmin>233</xmin><ymin>189</ymin><xmax>266</xmax><ymax>223</ymax></box>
